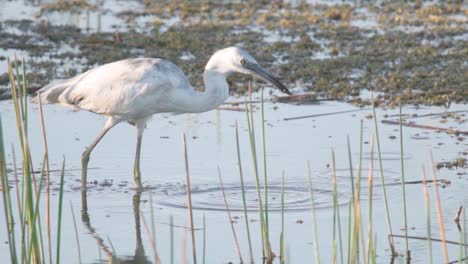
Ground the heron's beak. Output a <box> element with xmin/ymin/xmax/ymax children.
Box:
<box><xmin>245</xmin><ymin>62</ymin><xmax>292</xmax><ymax>95</ymax></box>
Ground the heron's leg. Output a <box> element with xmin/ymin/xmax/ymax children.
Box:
<box><xmin>81</xmin><ymin>118</ymin><xmax>119</xmax><ymax>192</ymax></box>
<box><xmin>133</xmin><ymin>120</ymin><xmax>145</xmax><ymax>190</ymax></box>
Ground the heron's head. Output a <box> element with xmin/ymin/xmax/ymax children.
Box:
<box><xmin>206</xmin><ymin>46</ymin><xmax>292</xmax><ymax>95</ymax></box>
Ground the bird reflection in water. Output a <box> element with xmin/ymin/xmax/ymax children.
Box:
<box><xmin>81</xmin><ymin>191</ymin><xmax>150</xmax><ymax>264</ymax></box>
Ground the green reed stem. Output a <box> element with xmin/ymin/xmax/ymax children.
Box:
<box><xmin>11</xmin><ymin>147</ymin><xmax>26</xmax><ymax>264</ymax></box>
<box><xmin>429</xmin><ymin>152</ymin><xmax>449</xmax><ymax>263</ymax></box>
<box><xmin>202</xmin><ymin>214</ymin><xmax>206</xmax><ymax>264</ymax></box>
<box><xmin>37</xmin><ymin>94</ymin><xmax>52</xmax><ymax>264</ymax></box>
<box><xmin>183</xmin><ymin>134</ymin><xmax>197</xmax><ymax>264</ymax></box>
<box><xmin>464</xmin><ymin>209</ymin><xmax>467</xmax><ymax>261</ymax></box>
<box><xmin>371</xmin><ymin>91</ymin><xmax>395</xmax><ymax>254</ymax></box>
<box><xmin>366</xmin><ymin>135</ymin><xmax>374</xmax><ymax>264</ymax></box>
<box><xmin>0</xmin><ymin>115</ymin><xmax>18</xmax><ymax>264</ymax></box>
<box><xmin>307</xmin><ymin>161</ymin><xmax>320</xmax><ymax>264</ymax></box>
<box><xmin>56</xmin><ymin>158</ymin><xmax>66</xmax><ymax>264</ymax></box>
<box><xmin>331</xmin><ymin>150</ymin><xmax>344</xmax><ymax>264</ymax></box>
<box><xmin>347</xmin><ymin>198</ymin><xmax>352</xmax><ymax>264</ymax></box>
<box><xmin>235</xmin><ymin>122</ymin><xmax>253</xmax><ymax>262</ymax></box>
<box><xmin>399</xmin><ymin>102</ymin><xmax>410</xmax><ymax>260</ymax></box>
<box><xmin>261</xmin><ymin>87</ymin><xmax>269</xmax><ymax>234</ymax></box>
<box><xmin>27</xmin><ymin>162</ymin><xmax>46</xmax><ymax>262</ymax></box>
<box><xmin>421</xmin><ymin>166</ymin><xmax>432</xmax><ymax>264</ymax></box>
<box><xmin>280</xmin><ymin>170</ymin><xmax>285</xmax><ymax>263</ymax></box>
<box><xmin>245</xmin><ymin>81</ymin><xmax>270</xmax><ymax>259</ymax></box>
<box><xmin>9</xmin><ymin>58</ymin><xmax>42</xmax><ymax>263</ymax></box>
<box><xmin>21</xmin><ymin>58</ymin><xmax>28</xmax><ymax>133</ymax></box>
<box><xmin>170</xmin><ymin>215</ymin><xmax>174</xmax><ymax>264</ymax></box>
<box><xmin>346</xmin><ymin>136</ymin><xmax>354</xmax><ymax>264</ymax></box>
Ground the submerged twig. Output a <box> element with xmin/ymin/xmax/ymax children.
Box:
<box><xmin>388</xmin><ymin>110</ymin><xmax>468</xmax><ymax>119</ymax></box>
<box><xmin>284</xmin><ymin>108</ymin><xmax>371</xmax><ymax>121</ymax></box>
<box><xmin>390</xmin><ymin>234</ymin><xmax>468</xmax><ymax>247</ymax></box>
<box><xmin>381</xmin><ymin>120</ymin><xmax>468</xmax><ymax>135</ymax></box>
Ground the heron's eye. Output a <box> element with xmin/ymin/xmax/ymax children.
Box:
<box><xmin>240</xmin><ymin>58</ymin><xmax>246</xmax><ymax>65</ymax></box>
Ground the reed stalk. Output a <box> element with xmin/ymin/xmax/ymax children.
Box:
<box><xmin>170</xmin><ymin>215</ymin><xmax>174</xmax><ymax>264</ymax></box>
<box><xmin>280</xmin><ymin>170</ymin><xmax>285</xmax><ymax>263</ymax></box>
<box><xmin>261</xmin><ymin>87</ymin><xmax>269</xmax><ymax>233</ymax></box>
<box><xmin>366</xmin><ymin>134</ymin><xmax>375</xmax><ymax>264</ymax></box>
<box><xmin>429</xmin><ymin>152</ymin><xmax>449</xmax><ymax>263</ymax></box>
<box><xmin>307</xmin><ymin>161</ymin><xmax>320</xmax><ymax>263</ymax></box>
<box><xmin>182</xmin><ymin>133</ymin><xmax>197</xmax><ymax>264</ymax></box>
<box><xmin>399</xmin><ymin>102</ymin><xmax>410</xmax><ymax>260</ymax></box>
<box><xmin>55</xmin><ymin>158</ymin><xmax>66</xmax><ymax>264</ymax></box>
<box><xmin>245</xmin><ymin>81</ymin><xmax>270</xmax><ymax>260</ymax></box>
<box><xmin>331</xmin><ymin>150</ymin><xmax>344</xmax><ymax>264</ymax></box>
<box><xmin>37</xmin><ymin>93</ymin><xmax>52</xmax><ymax>264</ymax></box>
<box><xmin>371</xmin><ymin>91</ymin><xmax>395</xmax><ymax>254</ymax></box>
<box><xmin>235</xmin><ymin>121</ymin><xmax>254</xmax><ymax>262</ymax></box>
<box><xmin>202</xmin><ymin>214</ymin><xmax>206</xmax><ymax>264</ymax></box>
<box><xmin>0</xmin><ymin>115</ymin><xmax>19</xmax><ymax>263</ymax></box>
<box><xmin>421</xmin><ymin>166</ymin><xmax>432</xmax><ymax>264</ymax></box>
<box><xmin>141</xmin><ymin>213</ymin><xmax>161</xmax><ymax>264</ymax></box>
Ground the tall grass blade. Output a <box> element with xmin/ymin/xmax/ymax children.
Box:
<box><xmin>346</xmin><ymin>136</ymin><xmax>354</xmax><ymax>264</ymax></box>
<box><xmin>429</xmin><ymin>152</ymin><xmax>449</xmax><ymax>263</ymax></box>
<box><xmin>182</xmin><ymin>133</ymin><xmax>197</xmax><ymax>264</ymax></box>
<box><xmin>371</xmin><ymin>91</ymin><xmax>395</xmax><ymax>254</ymax></box>
<box><xmin>260</xmin><ymin>87</ymin><xmax>269</xmax><ymax>234</ymax></box>
<box><xmin>170</xmin><ymin>215</ymin><xmax>174</xmax><ymax>264</ymax></box>
<box><xmin>37</xmin><ymin>95</ymin><xmax>53</xmax><ymax>264</ymax></box>
<box><xmin>141</xmin><ymin>213</ymin><xmax>161</xmax><ymax>264</ymax></box>
<box><xmin>331</xmin><ymin>150</ymin><xmax>344</xmax><ymax>264</ymax></box>
<box><xmin>307</xmin><ymin>161</ymin><xmax>320</xmax><ymax>264</ymax></box>
<box><xmin>202</xmin><ymin>214</ymin><xmax>206</xmax><ymax>264</ymax></box>
<box><xmin>245</xmin><ymin>81</ymin><xmax>270</xmax><ymax>259</ymax></box>
<box><xmin>0</xmin><ymin>115</ymin><xmax>19</xmax><ymax>263</ymax></box>
<box><xmin>366</xmin><ymin>134</ymin><xmax>375</xmax><ymax>264</ymax></box>
<box><xmin>9</xmin><ymin>58</ymin><xmax>42</xmax><ymax>263</ymax></box>
<box><xmin>464</xmin><ymin>209</ymin><xmax>467</xmax><ymax>261</ymax></box>
<box><xmin>280</xmin><ymin>170</ymin><xmax>285</xmax><ymax>263</ymax></box>
<box><xmin>56</xmin><ymin>158</ymin><xmax>66</xmax><ymax>264</ymax></box>
<box><xmin>235</xmin><ymin>121</ymin><xmax>254</xmax><ymax>262</ymax></box>
<box><xmin>421</xmin><ymin>166</ymin><xmax>432</xmax><ymax>264</ymax></box>
<box><xmin>21</xmin><ymin>58</ymin><xmax>28</xmax><ymax>132</ymax></box>
<box><xmin>398</xmin><ymin>102</ymin><xmax>410</xmax><ymax>261</ymax></box>
<box><xmin>11</xmin><ymin>147</ymin><xmax>26</xmax><ymax>264</ymax></box>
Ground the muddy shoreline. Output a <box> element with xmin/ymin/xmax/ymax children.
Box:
<box><xmin>0</xmin><ymin>1</ymin><xmax>466</xmax><ymax>106</ymax></box>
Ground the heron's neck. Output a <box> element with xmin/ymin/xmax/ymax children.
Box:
<box><xmin>184</xmin><ymin>69</ymin><xmax>229</xmax><ymax>113</ymax></box>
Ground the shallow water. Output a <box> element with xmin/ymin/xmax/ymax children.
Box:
<box><xmin>0</xmin><ymin>91</ymin><xmax>466</xmax><ymax>263</ymax></box>
<box><xmin>0</xmin><ymin>0</ymin><xmax>467</xmax><ymax>263</ymax></box>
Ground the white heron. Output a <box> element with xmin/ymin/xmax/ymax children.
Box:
<box><xmin>34</xmin><ymin>46</ymin><xmax>291</xmax><ymax>191</ymax></box>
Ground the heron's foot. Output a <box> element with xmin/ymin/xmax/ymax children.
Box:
<box><xmin>81</xmin><ymin>153</ymin><xmax>90</xmax><ymax>192</ymax></box>
<box><xmin>133</xmin><ymin>167</ymin><xmax>142</xmax><ymax>190</ymax></box>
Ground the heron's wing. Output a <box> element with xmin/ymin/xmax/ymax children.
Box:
<box><xmin>35</xmin><ymin>58</ymin><xmax>192</xmax><ymax>118</ymax></box>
